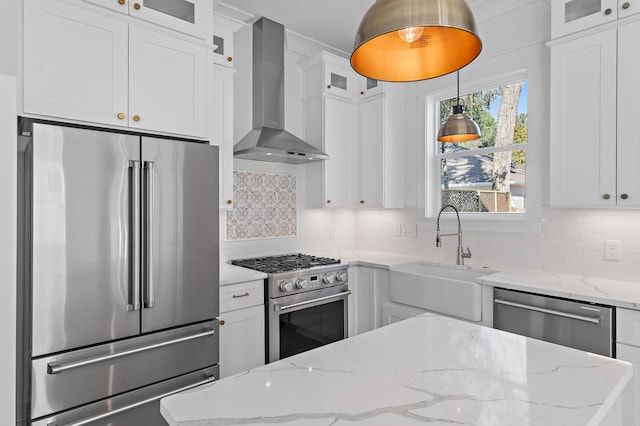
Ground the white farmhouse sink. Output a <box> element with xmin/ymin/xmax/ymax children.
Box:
<box><xmin>389</xmin><ymin>263</ymin><xmax>491</xmax><ymax>322</ymax></box>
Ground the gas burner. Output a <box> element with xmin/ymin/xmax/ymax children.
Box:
<box><xmin>231</xmin><ymin>253</ymin><xmax>340</xmax><ymax>274</ymax></box>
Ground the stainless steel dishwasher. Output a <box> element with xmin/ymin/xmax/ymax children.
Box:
<box><xmin>493</xmin><ymin>287</ymin><xmax>614</xmax><ymax>357</ymax></box>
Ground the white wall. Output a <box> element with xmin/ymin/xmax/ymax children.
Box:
<box><xmin>353</xmin><ymin>1</ymin><xmax>640</xmax><ymax>283</ymax></box>
<box><xmin>0</xmin><ymin>75</ymin><xmax>17</xmax><ymax>426</ymax></box>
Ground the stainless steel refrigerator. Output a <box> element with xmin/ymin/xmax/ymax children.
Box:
<box><xmin>16</xmin><ymin>119</ymin><xmax>219</xmax><ymax>425</ymax></box>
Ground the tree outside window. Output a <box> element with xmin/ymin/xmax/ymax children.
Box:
<box><xmin>438</xmin><ymin>80</ymin><xmax>528</xmax><ymax>213</ymax></box>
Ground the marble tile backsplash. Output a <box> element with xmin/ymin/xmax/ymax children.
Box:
<box><xmin>226</xmin><ymin>171</ymin><xmax>297</xmax><ymax>240</ymax></box>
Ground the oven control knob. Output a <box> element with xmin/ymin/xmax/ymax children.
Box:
<box><xmin>322</xmin><ymin>273</ymin><xmax>335</xmax><ymax>284</ymax></box>
<box><xmin>336</xmin><ymin>271</ymin><xmax>348</xmax><ymax>282</ymax></box>
<box><xmin>279</xmin><ymin>280</ymin><xmax>293</xmax><ymax>292</ymax></box>
<box><xmin>295</xmin><ymin>278</ymin><xmax>309</xmax><ymax>289</ymax></box>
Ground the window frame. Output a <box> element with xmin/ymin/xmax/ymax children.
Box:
<box><xmin>425</xmin><ymin>68</ymin><xmax>542</xmax><ymax>232</ymax></box>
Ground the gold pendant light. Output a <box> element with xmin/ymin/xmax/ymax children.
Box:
<box><xmin>351</xmin><ymin>0</ymin><xmax>482</xmax><ymax>82</ymax></box>
<box><xmin>437</xmin><ymin>70</ymin><xmax>481</xmax><ymax>142</ymax></box>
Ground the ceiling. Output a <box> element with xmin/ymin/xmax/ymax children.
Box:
<box><xmin>216</xmin><ymin>0</ymin><xmax>374</xmax><ymax>55</ymax></box>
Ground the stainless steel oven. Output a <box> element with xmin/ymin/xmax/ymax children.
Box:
<box><xmin>231</xmin><ymin>254</ymin><xmax>350</xmax><ymax>363</ymax></box>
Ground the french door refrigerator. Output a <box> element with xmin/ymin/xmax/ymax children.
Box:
<box><xmin>17</xmin><ymin>119</ymin><xmax>219</xmax><ymax>426</ymax></box>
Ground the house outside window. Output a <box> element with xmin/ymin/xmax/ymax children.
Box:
<box><xmin>436</xmin><ymin>80</ymin><xmax>528</xmax><ymax>214</ymax></box>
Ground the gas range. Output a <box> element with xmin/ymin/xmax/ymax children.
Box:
<box><xmin>231</xmin><ymin>253</ymin><xmax>350</xmax><ymax>363</ymax></box>
<box><xmin>231</xmin><ymin>253</ymin><xmax>349</xmax><ymax>298</ymax></box>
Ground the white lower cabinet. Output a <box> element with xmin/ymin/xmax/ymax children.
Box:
<box><xmin>381</xmin><ymin>302</ymin><xmax>428</xmax><ymax>326</ymax></box>
<box><xmin>616</xmin><ymin>307</ymin><xmax>640</xmax><ymax>425</ymax></box>
<box><xmin>348</xmin><ymin>266</ymin><xmax>390</xmax><ymax>336</ymax></box>
<box><xmin>219</xmin><ymin>280</ymin><xmax>265</xmax><ymax>379</ymax></box>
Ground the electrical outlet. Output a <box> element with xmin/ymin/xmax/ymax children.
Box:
<box><xmin>394</xmin><ymin>223</ymin><xmax>402</xmax><ymax>237</ymax></box>
<box><xmin>329</xmin><ymin>229</ymin><xmax>336</xmax><ymax>241</ymax></box>
<box><xmin>401</xmin><ymin>223</ymin><xmax>417</xmax><ymax>237</ymax></box>
<box><xmin>604</xmin><ymin>240</ymin><xmax>621</xmax><ymax>261</ymax></box>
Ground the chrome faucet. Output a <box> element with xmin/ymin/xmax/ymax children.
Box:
<box><xmin>436</xmin><ymin>204</ymin><xmax>472</xmax><ymax>265</ymax></box>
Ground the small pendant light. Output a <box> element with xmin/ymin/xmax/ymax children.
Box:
<box><xmin>437</xmin><ymin>71</ymin><xmax>481</xmax><ymax>142</ymax></box>
<box><xmin>351</xmin><ymin>0</ymin><xmax>482</xmax><ymax>82</ymax></box>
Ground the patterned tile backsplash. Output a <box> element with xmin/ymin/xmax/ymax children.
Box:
<box><xmin>226</xmin><ymin>171</ymin><xmax>297</xmax><ymax>240</ymax></box>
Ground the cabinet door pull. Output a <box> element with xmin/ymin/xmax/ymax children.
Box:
<box><xmin>118</xmin><ymin>0</ymin><xmax>125</xmax><ymax>5</ymax></box>
<box><xmin>326</xmin><ymin>199</ymin><xmax>332</xmax><ymax>204</ymax></box>
<box><xmin>327</xmin><ymin>84</ymin><xmax>332</xmax><ymax>89</ymax></box>
<box><xmin>623</xmin><ymin>2</ymin><xmax>631</xmax><ymax>9</ymax></box>
<box><xmin>219</xmin><ymin>320</ymin><xmax>225</xmax><ymax>326</ymax></box>
<box><xmin>227</xmin><ymin>56</ymin><xmax>233</xmax><ymax>62</ymax></box>
<box><xmin>360</xmin><ymin>200</ymin><xmax>365</xmax><ymax>204</ymax></box>
<box><xmin>604</xmin><ymin>7</ymin><xmax>612</xmax><ymax>14</ymax></box>
<box><xmin>621</xmin><ymin>193</ymin><xmax>629</xmax><ymax>200</ymax></box>
<box><xmin>117</xmin><ymin>112</ymin><xmax>125</xmax><ymax>120</ymax></box>
<box><xmin>133</xmin><ymin>2</ymin><xmax>141</xmax><ymax>10</ymax></box>
<box><xmin>133</xmin><ymin>115</ymin><xmax>141</xmax><ymax>122</ymax></box>
<box><xmin>232</xmin><ymin>292</ymin><xmax>250</xmax><ymax>299</ymax></box>
<box><xmin>603</xmin><ymin>193</ymin><xmax>611</xmax><ymax>200</ymax></box>
<box><xmin>226</xmin><ymin>199</ymin><xmax>233</xmax><ymax>205</ymax></box>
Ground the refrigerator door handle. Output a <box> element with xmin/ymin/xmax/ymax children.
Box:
<box><xmin>128</xmin><ymin>161</ymin><xmax>142</xmax><ymax>311</ymax></box>
<box><xmin>47</xmin><ymin>328</ymin><xmax>216</xmax><ymax>375</ymax></box>
<box><xmin>142</xmin><ymin>161</ymin><xmax>155</xmax><ymax>309</ymax></box>
<box><xmin>48</xmin><ymin>374</ymin><xmax>216</xmax><ymax>426</ymax></box>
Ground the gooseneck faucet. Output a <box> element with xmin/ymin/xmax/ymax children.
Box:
<box><xmin>436</xmin><ymin>204</ymin><xmax>472</xmax><ymax>265</ymax></box>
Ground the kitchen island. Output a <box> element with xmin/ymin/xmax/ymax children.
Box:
<box><xmin>161</xmin><ymin>314</ymin><xmax>632</xmax><ymax>425</ymax></box>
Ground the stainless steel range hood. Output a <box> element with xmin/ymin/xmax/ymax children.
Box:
<box><xmin>234</xmin><ymin>17</ymin><xmax>329</xmax><ymax>164</ymax></box>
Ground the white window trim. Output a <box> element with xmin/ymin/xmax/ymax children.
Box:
<box><xmin>425</xmin><ymin>67</ymin><xmax>542</xmax><ymax>234</ymax></box>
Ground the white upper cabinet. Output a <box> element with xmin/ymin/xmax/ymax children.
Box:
<box><xmin>24</xmin><ymin>0</ymin><xmax>129</xmax><ymax>127</ymax></box>
<box><xmin>358</xmin><ymin>89</ymin><xmax>405</xmax><ymax>209</ymax></box>
<box><xmin>128</xmin><ymin>26</ymin><xmax>207</xmax><ymax>136</ymax></box>
<box><xmin>24</xmin><ymin>0</ymin><xmax>209</xmax><ymax>138</ymax></box>
<box><xmin>357</xmin><ymin>76</ymin><xmax>384</xmax><ymax>100</ymax></box>
<box><xmin>550</xmin><ymin>20</ymin><xmax>640</xmax><ymax>207</ymax></box>
<box><xmin>301</xmin><ymin>52</ymin><xmax>357</xmax><ymax>209</ymax></box>
<box><xmin>552</xmin><ymin>0</ymin><xmax>640</xmax><ymax>39</ymax></box>
<box><xmin>82</xmin><ymin>0</ymin><xmax>212</xmax><ymax>39</ymax></box>
<box><xmin>213</xmin><ymin>14</ymin><xmax>243</xmax><ymax>68</ymax></box>
<box><xmin>212</xmin><ymin>65</ymin><xmax>236</xmax><ymax>209</ymax></box>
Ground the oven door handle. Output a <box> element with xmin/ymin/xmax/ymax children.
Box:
<box><xmin>274</xmin><ymin>290</ymin><xmax>352</xmax><ymax>312</ymax></box>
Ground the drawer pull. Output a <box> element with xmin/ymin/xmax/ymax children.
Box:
<box><xmin>604</xmin><ymin>7</ymin><xmax>612</xmax><ymax>14</ymax></box>
<box><xmin>47</xmin><ymin>328</ymin><xmax>215</xmax><ymax>374</ymax></box>
<box><xmin>232</xmin><ymin>292</ymin><xmax>250</xmax><ymax>299</ymax></box>
<box><xmin>219</xmin><ymin>320</ymin><xmax>225</xmax><ymax>326</ymax></box>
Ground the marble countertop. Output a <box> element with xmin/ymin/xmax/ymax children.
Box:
<box><xmin>477</xmin><ymin>268</ymin><xmax>640</xmax><ymax>310</ymax></box>
<box><xmin>161</xmin><ymin>314</ymin><xmax>631</xmax><ymax>426</ymax></box>
<box><xmin>219</xmin><ymin>263</ymin><xmax>267</xmax><ymax>286</ymax></box>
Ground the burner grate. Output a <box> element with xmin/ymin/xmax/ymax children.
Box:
<box><xmin>231</xmin><ymin>253</ymin><xmax>340</xmax><ymax>273</ymax></box>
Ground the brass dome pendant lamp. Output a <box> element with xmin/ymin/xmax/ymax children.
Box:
<box><xmin>437</xmin><ymin>70</ymin><xmax>481</xmax><ymax>142</ymax></box>
<box><xmin>351</xmin><ymin>0</ymin><xmax>482</xmax><ymax>82</ymax></box>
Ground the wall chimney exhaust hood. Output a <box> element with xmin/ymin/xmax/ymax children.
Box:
<box><xmin>234</xmin><ymin>17</ymin><xmax>329</xmax><ymax>164</ymax></box>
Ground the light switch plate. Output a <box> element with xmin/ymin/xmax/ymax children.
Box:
<box><xmin>604</xmin><ymin>240</ymin><xmax>621</xmax><ymax>261</ymax></box>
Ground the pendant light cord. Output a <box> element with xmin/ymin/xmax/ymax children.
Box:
<box><xmin>456</xmin><ymin>70</ymin><xmax>460</xmax><ymax>106</ymax></box>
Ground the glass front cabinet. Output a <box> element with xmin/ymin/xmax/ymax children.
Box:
<box><xmin>552</xmin><ymin>0</ymin><xmax>639</xmax><ymax>39</ymax></box>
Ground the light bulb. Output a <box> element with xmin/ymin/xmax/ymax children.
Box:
<box><xmin>397</xmin><ymin>26</ymin><xmax>424</xmax><ymax>43</ymax></box>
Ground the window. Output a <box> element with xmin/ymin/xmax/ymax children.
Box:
<box><xmin>436</xmin><ymin>80</ymin><xmax>528</xmax><ymax>214</ymax></box>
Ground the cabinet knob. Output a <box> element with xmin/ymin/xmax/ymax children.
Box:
<box><xmin>360</xmin><ymin>200</ymin><xmax>365</xmax><ymax>204</ymax></box>
<box><xmin>621</xmin><ymin>193</ymin><xmax>629</xmax><ymax>200</ymax></box>
<box><xmin>623</xmin><ymin>2</ymin><xmax>631</xmax><ymax>9</ymax></box>
<box><xmin>219</xmin><ymin>320</ymin><xmax>225</xmax><ymax>326</ymax></box>
<box><xmin>133</xmin><ymin>115</ymin><xmax>141</xmax><ymax>122</ymax></box>
<box><xmin>226</xmin><ymin>199</ymin><xmax>233</xmax><ymax>205</ymax></box>
<box><xmin>326</xmin><ymin>199</ymin><xmax>332</xmax><ymax>204</ymax></box>
<box><xmin>327</xmin><ymin>85</ymin><xmax>331</xmax><ymax>89</ymax></box>
<box><xmin>604</xmin><ymin>7</ymin><xmax>612</xmax><ymax>14</ymax></box>
<box><xmin>360</xmin><ymin>91</ymin><xmax>364</xmax><ymax>95</ymax></box>
<box><xmin>133</xmin><ymin>2</ymin><xmax>141</xmax><ymax>10</ymax></box>
<box><xmin>118</xmin><ymin>0</ymin><xmax>125</xmax><ymax>5</ymax></box>
<box><xmin>227</xmin><ymin>56</ymin><xmax>233</xmax><ymax>62</ymax></box>
<box><xmin>603</xmin><ymin>193</ymin><xmax>611</xmax><ymax>200</ymax></box>
<box><xmin>117</xmin><ymin>112</ymin><xmax>125</xmax><ymax>120</ymax></box>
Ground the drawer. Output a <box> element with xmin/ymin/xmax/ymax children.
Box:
<box><xmin>617</xmin><ymin>308</ymin><xmax>640</xmax><ymax>347</ymax></box>
<box><xmin>220</xmin><ymin>280</ymin><xmax>264</xmax><ymax>313</ymax></box>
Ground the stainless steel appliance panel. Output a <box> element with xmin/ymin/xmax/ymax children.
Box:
<box><xmin>31</xmin><ymin>123</ymin><xmax>141</xmax><ymax>357</ymax></box>
<box><xmin>493</xmin><ymin>288</ymin><xmax>614</xmax><ymax>357</ymax></box>
<box><xmin>30</xmin><ymin>320</ymin><xmax>218</xmax><ymax>419</ymax></box>
<box><xmin>32</xmin><ymin>365</ymin><xmax>218</xmax><ymax>426</ymax></box>
<box><xmin>268</xmin><ymin>284</ymin><xmax>350</xmax><ymax>363</ymax></box>
<box><xmin>139</xmin><ymin>137</ymin><xmax>219</xmax><ymax>333</ymax></box>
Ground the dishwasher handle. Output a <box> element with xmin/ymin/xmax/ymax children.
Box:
<box><xmin>494</xmin><ymin>298</ymin><xmax>601</xmax><ymax>325</ymax></box>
